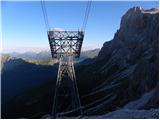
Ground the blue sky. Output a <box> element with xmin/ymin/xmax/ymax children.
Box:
<box><xmin>1</xmin><ymin>1</ymin><xmax>158</xmax><ymax>52</ymax></box>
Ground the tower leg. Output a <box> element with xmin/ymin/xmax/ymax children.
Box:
<box><xmin>51</xmin><ymin>56</ymin><xmax>82</xmax><ymax>118</ymax></box>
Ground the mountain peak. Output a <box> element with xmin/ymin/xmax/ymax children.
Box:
<box><xmin>127</xmin><ymin>6</ymin><xmax>158</xmax><ymax>14</ymax></box>
<box><xmin>128</xmin><ymin>6</ymin><xmax>143</xmax><ymax>13</ymax></box>
<box><xmin>119</xmin><ymin>7</ymin><xmax>158</xmax><ymax>36</ymax></box>
<box><xmin>99</xmin><ymin>7</ymin><xmax>158</xmax><ymax>59</ymax></box>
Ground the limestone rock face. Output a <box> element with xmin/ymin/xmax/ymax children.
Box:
<box><xmin>77</xmin><ymin>7</ymin><xmax>159</xmax><ymax>115</ymax></box>
<box><xmin>98</xmin><ymin>7</ymin><xmax>158</xmax><ymax>94</ymax></box>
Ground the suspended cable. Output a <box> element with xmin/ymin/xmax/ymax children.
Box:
<box><xmin>41</xmin><ymin>0</ymin><xmax>91</xmax><ymax>32</ymax></box>
<box><xmin>41</xmin><ymin>0</ymin><xmax>50</xmax><ymax>31</ymax></box>
<box><xmin>82</xmin><ymin>0</ymin><xmax>92</xmax><ymax>31</ymax></box>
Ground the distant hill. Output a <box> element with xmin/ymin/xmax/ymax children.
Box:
<box><xmin>1</xmin><ymin>49</ymin><xmax>100</xmax><ymax>118</ymax></box>
<box><xmin>1</xmin><ymin>58</ymin><xmax>58</xmax><ymax>118</ymax></box>
<box><xmin>1</xmin><ymin>54</ymin><xmax>10</xmax><ymax>69</ymax></box>
<box><xmin>1</xmin><ymin>49</ymin><xmax>100</xmax><ymax>65</ymax></box>
<box><xmin>9</xmin><ymin>51</ymin><xmax>52</xmax><ymax>61</ymax></box>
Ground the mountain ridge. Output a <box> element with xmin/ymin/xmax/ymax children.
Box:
<box><xmin>76</xmin><ymin>6</ymin><xmax>159</xmax><ymax>116</ymax></box>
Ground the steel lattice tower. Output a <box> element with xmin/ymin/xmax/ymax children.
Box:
<box><xmin>48</xmin><ymin>30</ymin><xmax>84</xmax><ymax>118</ymax></box>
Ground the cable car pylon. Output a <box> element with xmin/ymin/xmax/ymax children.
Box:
<box><xmin>41</xmin><ymin>0</ymin><xmax>92</xmax><ymax>118</ymax></box>
<box><xmin>48</xmin><ymin>30</ymin><xmax>84</xmax><ymax>118</ymax></box>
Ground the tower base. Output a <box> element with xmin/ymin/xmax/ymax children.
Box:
<box><xmin>51</xmin><ymin>56</ymin><xmax>82</xmax><ymax>118</ymax></box>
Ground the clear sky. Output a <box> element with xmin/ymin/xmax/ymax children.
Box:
<box><xmin>1</xmin><ymin>1</ymin><xmax>158</xmax><ymax>52</ymax></box>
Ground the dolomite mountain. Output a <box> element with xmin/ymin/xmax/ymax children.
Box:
<box><xmin>98</xmin><ymin>6</ymin><xmax>159</xmax><ymax>96</ymax></box>
<box><xmin>77</xmin><ymin>7</ymin><xmax>159</xmax><ymax>117</ymax></box>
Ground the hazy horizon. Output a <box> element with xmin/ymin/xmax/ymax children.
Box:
<box><xmin>1</xmin><ymin>46</ymin><xmax>101</xmax><ymax>54</ymax></box>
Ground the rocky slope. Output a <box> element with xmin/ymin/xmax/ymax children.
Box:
<box><xmin>1</xmin><ymin>58</ymin><xmax>58</xmax><ymax>118</ymax></box>
<box><xmin>76</xmin><ymin>7</ymin><xmax>159</xmax><ymax>117</ymax></box>
<box><xmin>84</xmin><ymin>109</ymin><xmax>158</xmax><ymax>119</ymax></box>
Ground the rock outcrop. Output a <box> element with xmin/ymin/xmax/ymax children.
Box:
<box><xmin>76</xmin><ymin>7</ymin><xmax>159</xmax><ymax>116</ymax></box>
<box><xmin>98</xmin><ymin>6</ymin><xmax>159</xmax><ymax>94</ymax></box>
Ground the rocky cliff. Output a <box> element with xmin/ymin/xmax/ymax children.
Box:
<box><xmin>98</xmin><ymin>6</ymin><xmax>159</xmax><ymax>95</ymax></box>
<box><xmin>76</xmin><ymin>7</ymin><xmax>159</xmax><ymax>117</ymax></box>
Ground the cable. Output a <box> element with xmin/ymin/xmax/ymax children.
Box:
<box><xmin>41</xmin><ymin>0</ymin><xmax>49</xmax><ymax>30</ymax></box>
<box><xmin>41</xmin><ymin>0</ymin><xmax>91</xmax><ymax>32</ymax></box>
<box><xmin>41</xmin><ymin>0</ymin><xmax>50</xmax><ymax>31</ymax></box>
<box><xmin>82</xmin><ymin>1</ymin><xmax>92</xmax><ymax>31</ymax></box>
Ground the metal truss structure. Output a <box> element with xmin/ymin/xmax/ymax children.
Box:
<box><xmin>48</xmin><ymin>31</ymin><xmax>84</xmax><ymax>58</ymax></box>
<box><xmin>48</xmin><ymin>30</ymin><xmax>84</xmax><ymax>118</ymax></box>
